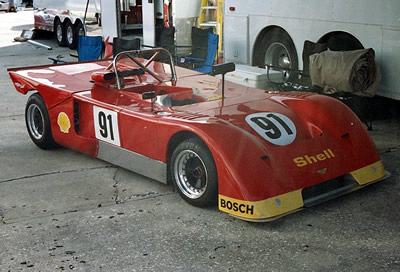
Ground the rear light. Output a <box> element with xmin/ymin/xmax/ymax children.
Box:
<box><xmin>229</xmin><ymin>6</ymin><xmax>235</xmax><ymax>11</ymax></box>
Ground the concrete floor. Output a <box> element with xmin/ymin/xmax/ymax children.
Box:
<box><xmin>1</xmin><ymin>10</ymin><xmax>400</xmax><ymax>272</ymax></box>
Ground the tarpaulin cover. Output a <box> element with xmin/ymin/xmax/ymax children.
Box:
<box><xmin>309</xmin><ymin>48</ymin><xmax>381</xmax><ymax>97</ymax></box>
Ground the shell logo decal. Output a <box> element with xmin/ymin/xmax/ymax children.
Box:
<box><xmin>57</xmin><ymin>112</ymin><xmax>71</xmax><ymax>133</ymax></box>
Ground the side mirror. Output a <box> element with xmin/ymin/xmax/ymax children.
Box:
<box><xmin>142</xmin><ymin>91</ymin><xmax>156</xmax><ymax>100</ymax></box>
<box><xmin>91</xmin><ymin>71</ymin><xmax>116</xmax><ymax>82</ymax></box>
<box><xmin>211</xmin><ymin>62</ymin><xmax>235</xmax><ymax>76</ymax></box>
<box><xmin>142</xmin><ymin>91</ymin><xmax>156</xmax><ymax>112</ymax></box>
<box><xmin>211</xmin><ymin>63</ymin><xmax>236</xmax><ymax>98</ymax></box>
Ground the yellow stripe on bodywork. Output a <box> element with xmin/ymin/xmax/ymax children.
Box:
<box><xmin>351</xmin><ymin>161</ymin><xmax>385</xmax><ymax>185</ymax></box>
<box><xmin>219</xmin><ymin>190</ymin><xmax>303</xmax><ymax>221</ymax></box>
<box><xmin>219</xmin><ymin>161</ymin><xmax>385</xmax><ymax>221</ymax></box>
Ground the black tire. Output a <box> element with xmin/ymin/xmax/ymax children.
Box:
<box><xmin>30</xmin><ymin>29</ymin><xmax>37</xmax><ymax>40</ymax></box>
<box><xmin>323</xmin><ymin>33</ymin><xmax>364</xmax><ymax>51</ymax></box>
<box><xmin>55</xmin><ymin>19</ymin><xmax>67</xmax><ymax>47</ymax></box>
<box><xmin>68</xmin><ymin>21</ymin><xmax>85</xmax><ymax>49</ymax></box>
<box><xmin>254</xmin><ymin>28</ymin><xmax>298</xmax><ymax>82</ymax></box>
<box><xmin>170</xmin><ymin>138</ymin><xmax>218</xmax><ymax>207</ymax></box>
<box><xmin>65</xmin><ymin>21</ymin><xmax>75</xmax><ymax>49</ymax></box>
<box><xmin>25</xmin><ymin>93</ymin><xmax>58</xmax><ymax>149</ymax></box>
<box><xmin>96</xmin><ymin>13</ymin><xmax>101</xmax><ymax>27</ymax></box>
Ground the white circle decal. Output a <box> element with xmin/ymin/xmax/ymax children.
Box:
<box><xmin>245</xmin><ymin>112</ymin><xmax>296</xmax><ymax>146</ymax></box>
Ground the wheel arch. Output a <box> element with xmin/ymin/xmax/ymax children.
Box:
<box><xmin>24</xmin><ymin>90</ymin><xmax>53</xmax><ymax>114</ymax></box>
<box><xmin>53</xmin><ymin>16</ymin><xmax>61</xmax><ymax>31</ymax></box>
<box><xmin>73</xmin><ymin>19</ymin><xmax>86</xmax><ymax>36</ymax></box>
<box><xmin>54</xmin><ymin>16</ymin><xmax>61</xmax><ymax>25</ymax></box>
<box><xmin>54</xmin><ymin>15</ymin><xmax>70</xmax><ymax>26</ymax></box>
<box><xmin>166</xmin><ymin>130</ymin><xmax>213</xmax><ymax>184</ymax></box>
<box><xmin>167</xmin><ymin>131</ymin><xmax>203</xmax><ymax>161</ymax></box>
<box><xmin>317</xmin><ymin>31</ymin><xmax>364</xmax><ymax>51</ymax></box>
<box><xmin>54</xmin><ymin>15</ymin><xmax>84</xmax><ymax>29</ymax></box>
<box><xmin>163</xmin><ymin>123</ymin><xmax>280</xmax><ymax>202</ymax></box>
<box><xmin>72</xmin><ymin>18</ymin><xmax>84</xmax><ymax>28</ymax></box>
<box><xmin>252</xmin><ymin>25</ymin><xmax>297</xmax><ymax>66</ymax></box>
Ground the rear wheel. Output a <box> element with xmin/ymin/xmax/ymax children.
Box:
<box><xmin>65</xmin><ymin>21</ymin><xmax>75</xmax><ymax>49</ymax></box>
<box><xmin>67</xmin><ymin>21</ymin><xmax>84</xmax><ymax>49</ymax></box>
<box><xmin>55</xmin><ymin>20</ymin><xmax>67</xmax><ymax>47</ymax></box>
<box><xmin>170</xmin><ymin>138</ymin><xmax>218</xmax><ymax>207</ymax></box>
<box><xmin>320</xmin><ymin>32</ymin><xmax>364</xmax><ymax>51</ymax></box>
<box><xmin>25</xmin><ymin>93</ymin><xmax>58</xmax><ymax>149</ymax></box>
<box><xmin>254</xmin><ymin>28</ymin><xmax>298</xmax><ymax>82</ymax></box>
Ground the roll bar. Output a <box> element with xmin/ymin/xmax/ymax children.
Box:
<box><xmin>112</xmin><ymin>48</ymin><xmax>177</xmax><ymax>90</ymax></box>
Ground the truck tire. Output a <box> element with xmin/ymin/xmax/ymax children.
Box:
<box><xmin>254</xmin><ymin>28</ymin><xmax>298</xmax><ymax>82</ymax></box>
<box><xmin>66</xmin><ymin>21</ymin><xmax>85</xmax><ymax>49</ymax></box>
<box><xmin>55</xmin><ymin>20</ymin><xmax>67</xmax><ymax>47</ymax></box>
<box><xmin>65</xmin><ymin>21</ymin><xmax>76</xmax><ymax>49</ymax></box>
<box><xmin>74</xmin><ymin>22</ymin><xmax>85</xmax><ymax>49</ymax></box>
<box><xmin>321</xmin><ymin>32</ymin><xmax>364</xmax><ymax>51</ymax></box>
<box><xmin>96</xmin><ymin>13</ymin><xmax>101</xmax><ymax>27</ymax></box>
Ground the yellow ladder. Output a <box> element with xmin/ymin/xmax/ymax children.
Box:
<box><xmin>198</xmin><ymin>0</ymin><xmax>223</xmax><ymax>58</ymax></box>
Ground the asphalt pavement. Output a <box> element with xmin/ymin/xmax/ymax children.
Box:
<box><xmin>0</xmin><ymin>10</ymin><xmax>399</xmax><ymax>272</ymax></box>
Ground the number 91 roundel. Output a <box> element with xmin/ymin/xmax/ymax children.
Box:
<box><xmin>245</xmin><ymin>112</ymin><xmax>296</xmax><ymax>146</ymax></box>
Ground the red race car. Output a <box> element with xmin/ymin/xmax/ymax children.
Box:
<box><xmin>8</xmin><ymin>48</ymin><xmax>387</xmax><ymax>221</ymax></box>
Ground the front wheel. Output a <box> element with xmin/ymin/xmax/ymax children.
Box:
<box><xmin>25</xmin><ymin>93</ymin><xmax>58</xmax><ymax>149</ymax></box>
<box><xmin>170</xmin><ymin>138</ymin><xmax>218</xmax><ymax>207</ymax></box>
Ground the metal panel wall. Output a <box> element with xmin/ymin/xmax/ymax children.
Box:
<box><xmin>100</xmin><ymin>0</ymin><xmax>120</xmax><ymax>39</ymax></box>
<box><xmin>142</xmin><ymin>0</ymin><xmax>156</xmax><ymax>47</ymax></box>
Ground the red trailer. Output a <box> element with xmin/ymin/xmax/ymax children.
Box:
<box><xmin>33</xmin><ymin>0</ymin><xmax>100</xmax><ymax>49</ymax></box>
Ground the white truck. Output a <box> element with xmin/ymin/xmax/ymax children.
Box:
<box><xmin>223</xmin><ymin>0</ymin><xmax>400</xmax><ymax>100</ymax></box>
<box><xmin>33</xmin><ymin>0</ymin><xmax>100</xmax><ymax>49</ymax></box>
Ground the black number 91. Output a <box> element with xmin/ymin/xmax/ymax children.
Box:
<box><xmin>250</xmin><ymin>113</ymin><xmax>293</xmax><ymax>140</ymax></box>
<box><xmin>98</xmin><ymin>111</ymin><xmax>115</xmax><ymax>140</ymax></box>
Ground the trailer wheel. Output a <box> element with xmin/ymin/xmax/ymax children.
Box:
<box><xmin>55</xmin><ymin>20</ymin><xmax>67</xmax><ymax>47</ymax></box>
<box><xmin>65</xmin><ymin>21</ymin><xmax>76</xmax><ymax>49</ymax></box>
<box><xmin>67</xmin><ymin>21</ymin><xmax>85</xmax><ymax>50</ymax></box>
<box><xmin>254</xmin><ymin>28</ymin><xmax>298</xmax><ymax>82</ymax></box>
<box><xmin>96</xmin><ymin>13</ymin><xmax>101</xmax><ymax>27</ymax></box>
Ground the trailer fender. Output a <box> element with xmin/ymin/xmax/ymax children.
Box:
<box><xmin>57</xmin><ymin>15</ymin><xmax>84</xmax><ymax>27</ymax></box>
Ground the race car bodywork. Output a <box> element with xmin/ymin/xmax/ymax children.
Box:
<box><xmin>8</xmin><ymin>48</ymin><xmax>387</xmax><ymax>221</ymax></box>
